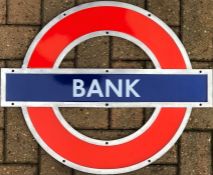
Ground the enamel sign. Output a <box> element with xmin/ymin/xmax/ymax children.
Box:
<box><xmin>1</xmin><ymin>1</ymin><xmax>212</xmax><ymax>174</ymax></box>
<box><xmin>1</xmin><ymin>69</ymin><xmax>212</xmax><ymax>107</ymax></box>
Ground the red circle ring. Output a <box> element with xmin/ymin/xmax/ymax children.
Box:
<box><xmin>22</xmin><ymin>1</ymin><xmax>192</xmax><ymax>174</ymax></box>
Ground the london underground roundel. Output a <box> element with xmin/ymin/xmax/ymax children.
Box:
<box><xmin>1</xmin><ymin>1</ymin><xmax>212</xmax><ymax>174</ymax></box>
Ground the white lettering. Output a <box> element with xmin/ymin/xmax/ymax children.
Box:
<box><xmin>72</xmin><ymin>79</ymin><xmax>141</xmax><ymax>98</ymax></box>
<box><xmin>126</xmin><ymin>79</ymin><xmax>141</xmax><ymax>97</ymax></box>
<box><xmin>106</xmin><ymin>79</ymin><xmax>122</xmax><ymax>97</ymax></box>
<box><xmin>73</xmin><ymin>79</ymin><xmax>86</xmax><ymax>97</ymax></box>
<box><xmin>86</xmin><ymin>79</ymin><xmax>104</xmax><ymax>97</ymax></box>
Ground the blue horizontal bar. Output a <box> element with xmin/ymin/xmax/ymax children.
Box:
<box><xmin>6</xmin><ymin>73</ymin><xmax>208</xmax><ymax>102</ymax></box>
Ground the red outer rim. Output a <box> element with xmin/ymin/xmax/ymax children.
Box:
<box><xmin>22</xmin><ymin>3</ymin><xmax>191</xmax><ymax>173</ymax></box>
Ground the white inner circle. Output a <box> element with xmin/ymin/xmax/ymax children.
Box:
<box><xmin>54</xmin><ymin>31</ymin><xmax>161</xmax><ymax>146</ymax></box>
